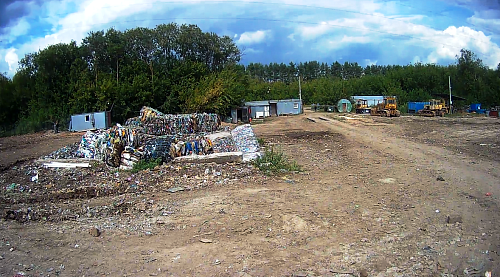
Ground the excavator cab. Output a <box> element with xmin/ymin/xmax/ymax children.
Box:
<box><xmin>384</xmin><ymin>97</ymin><xmax>397</xmax><ymax>110</ymax></box>
<box><xmin>355</xmin><ymin>99</ymin><xmax>371</xmax><ymax>114</ymax></box>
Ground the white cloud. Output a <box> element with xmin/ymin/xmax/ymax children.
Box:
<box><xmin>340</xmin><ymin>35</ymin><xmax>370</xmax><ymax>43</ymax></box>
<box><xmin>292</xmin><ymin>9</ymin><xmax>500</xmax><ymax>67</ymax></box>
<box><xmin>364</xmin><ymin>59</ymin><xmax>377</xmax><ymax>65</ymax></box>
<box><xmin>243</xmin><ymin>48</ymin><xmax>262</xmax><ymax>54</ymax></box>
<box><xmin>237</xmin><ymin>30</ymin><xmax>271</xmax><ymax>45</ymax></box>
<box><xmin>298</xmin><ymin>23</ymin><xmax>332</xmax><ymax>41</ymax></box>
<box><xmin>5</xmin><ymin>49</ymin><xmax>19</xmax><ymax>72</ymax></box>
<box><xmin>0</xmin><ymin>18</ymin><xmax>31</xmax><ymax>44</ymax></box>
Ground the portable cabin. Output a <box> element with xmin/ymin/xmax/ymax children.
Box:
<box><xmin>276</xmin><ymin>99</ymin><xmax>302</xmax><ymax>115</ymax></box>
<box><xmin>69</xmin><ymin>111</ymin><xmax>111</xmax><ymax>131</ymax></box>
<box><xmin>244</xmin><ymin>101</ymin><xmax>271</xmax><ymax>119</ymax></box>
<box><xmin>230</xmin><ymin>107</ymin><xmax>251</xmax><ymax>123</ymax></box>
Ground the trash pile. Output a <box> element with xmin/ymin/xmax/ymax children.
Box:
<box><xmin>44</xmin><ymin>143</ymin><xmax>80</xmax><ymax>159</ymax></box>
<box><xmin>43</xmin><ymin>107</ymin><xmax>261</xmax><ymax>169</ymax></box>
<box><xmin>76</xmin><ymin>130</ymin><xmax>109</xmax><ymax>159</ymax></box>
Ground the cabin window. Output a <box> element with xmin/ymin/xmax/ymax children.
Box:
<box><xmin>85</xmin><ymin>115</ymin><xmax>90</xmax><ymax>122</ymax></box>
<box><xmin>294</xmin><ymin>103</ymin><xmax>299</xmax><ymax>109</ymax></box>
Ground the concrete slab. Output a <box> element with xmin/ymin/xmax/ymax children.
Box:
<box><xmin>173</xmin><ymin>152</ymin><xmax>243</xmax><ymax>164</ymax></box>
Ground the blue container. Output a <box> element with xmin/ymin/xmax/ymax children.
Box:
<box><xmin>407</xmin><ymin>102</ymin><xmax>429</xmax><ymax>113</ymax></box>
<box><xmin>470</xmin><ymin>103</ymin><xmax>481</xmax><ymax>111</ymax></box>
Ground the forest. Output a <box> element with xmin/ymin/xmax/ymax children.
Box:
<box><xmin>0</xmin><ymin>22</ymin><xmax>499</xmax><ymax>135</ymax></box>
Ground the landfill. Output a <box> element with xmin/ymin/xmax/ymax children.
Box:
<box><xmin>43</xmin><ymin>107</ymin><xmax>260</xmax><ymax>168</ymax></box>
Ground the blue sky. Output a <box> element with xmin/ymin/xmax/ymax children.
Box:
<box><xmin>1</xmin><ymin>0</ymin><xmax>500</xmax><ymax>77</ymax></box>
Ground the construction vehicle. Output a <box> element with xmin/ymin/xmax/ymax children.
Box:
<box><xmin>370</xmin><ymin>96</ymin><xmax>401</xmax><ymax>117</ymax></box>
<box><xmin>416</xmin><ymin>99</ymin><xmax>448</xmax><ymax>117</ymax></box>
<box><xmin>355</xmin><ymin>99</ymin><xmax>371</xmax><ymax>114</ymax></box>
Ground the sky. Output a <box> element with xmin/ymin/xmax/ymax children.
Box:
<box><xmin>1</xmin><ymin>0</ymin><xmax>500</xmax><ymax>77</ymax></box>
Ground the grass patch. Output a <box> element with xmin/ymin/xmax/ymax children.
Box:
<box><xmin>253</xmin><ymin>146</ymin><xmax>302</xmax><ymax>175</ymax></box>
<box><xmin>130</xmin><ymin>158</ymin><xmax>162</xmax><ymax>173</ymax></box>
<box><xmin>257</xmin><ymin>138</ymin><xmax>265</xmax><ymax>146</ymax></box>
<box><xmin>444</xmin><ymin>112</ymin><xmax>487</xmax><ymax>118</ymax></box>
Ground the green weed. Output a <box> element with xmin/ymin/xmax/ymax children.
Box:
<box><xmin>257</xmin><ymin>138</ymin><xmax>265</xmax><ymax>146</ymax></box>
<box><xmin>253</xmin><ymin>146</ymin><xmax>302</xmax><ymax>175</ymax></box>
<box><xmin>130</xmin><ymin>158</ymin><xmax>162</xmax><ymax>173</ymax></box>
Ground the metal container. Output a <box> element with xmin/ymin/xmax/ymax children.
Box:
<box><xmin>408</xmin><ymin>102</ymin><xmax>430</xmax><ymax>114</ymax></box>
<box><xmin>337</xmin><ymin>99</ymin><xmax>353</xmax><ymax>113</ymax></box>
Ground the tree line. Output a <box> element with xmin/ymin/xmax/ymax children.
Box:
<box><xmin>0</xmin><ymin>23</ymin><xmax>499</xmax><ymax>135</ymax></box>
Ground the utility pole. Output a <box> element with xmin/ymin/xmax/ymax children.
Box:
<box><xmin>298</xmin><ymin>74</ymin><xmax>302</xmax><ymax>102</ymax></box>
<box><xmin>298</xmin><ymin>73</ymin><xmax>303</xmax><ymax>113</ymax></box>
<box><xmin>448</xmin><ymin>75</ymin><xmax>453</xmax><ymax>114</ymax></box>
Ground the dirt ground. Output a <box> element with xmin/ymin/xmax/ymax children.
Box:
<box><xmin>0</xmin><ymin>113</ymin><xmax>499</xmax><ymax>277</ymax></box>
<box><xmin>0</xmin><ymin>131</ymin><xmax>83</xmax><ymax>170</ymax></box>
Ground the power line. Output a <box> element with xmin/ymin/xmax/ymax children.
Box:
<box><xmin>27</xmin><ymin>0</ymin><xmax>496</xmax><ymax>44</ymax></box>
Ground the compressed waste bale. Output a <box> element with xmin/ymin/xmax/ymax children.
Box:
<box><xmin>128</xmin><ymin>106</ymin><xmax>221</xmax><ymax>136</ymax></box>
<box><xmin>231</xmin><ymin>124</ymin><xmax>260</xmax><ymax>162</ymax></box>
<box><xmin>169</xmin><ymin>136</ymin><xmax>214</xmax><ymax>157</ymax></box>
<box><xmin>212</xmin><ymin>136</ymin><xmax>237</xmax><ymax>153</ymax></box>
<box><xmin>76</xmin><ymin>130</ymin><xmax>109</xmax><ymax>160</ymax></box>
<box><xmin>142</xmin><ymin>135</ymin><xmax>175</xmax><ymax>162</ymax></box>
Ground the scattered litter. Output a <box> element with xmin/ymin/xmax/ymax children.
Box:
<box><xmin>378</xmin><ymin>178</ymin><xmax>396</xmax><ymax>184</ymax></box>
<box><xmin>485</xmin><ymin>192</ymin><xmax>492</xmax><ymax>196</ymax></box>
<box><xmin>199</xmin><ymin>238</ymin><xmax>213</xmax><ymax>243</ymax></box>
<box><xmin>307</xmin><ymin>118</ymin><xmax>316</xmax><ymax>122</ymax></box>
<box><xmin>31</xmin><ymin>172</ymin><xmax>38</xmax><ymax>182</ymax></box>
<box><xmin>436</xmin><ymin>176</ymin><xmax>445</xmax><ymax>181</ymax></box>
<box><xmin>167</xmin><ymin>187</ymin><xmax>185</xmax><ymax>193</ymax></box>
<box><xmin>89</xmin><ymin>227</ymin><xmax>101</xmax><ymax>237</ymax></box>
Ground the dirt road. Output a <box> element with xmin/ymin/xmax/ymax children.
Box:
<box><xmin>0</xmin><ymin>114</ymin><xmax>499</xmax><ymax>277</ymax></box>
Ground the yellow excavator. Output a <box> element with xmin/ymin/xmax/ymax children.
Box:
<box><xmin>355</xmin><ymin>99</ymin><xmax>371</xmax><ymax>114</ymax></box>
<box><xmin>370</xmin><ymin>96</ymin><xmax>401</xmax><ymax>117</ymax></box>
<box><xmin>417</xmin><ymin>99</ymin><xmax>449</xmax><ymax>117</ymax></box>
